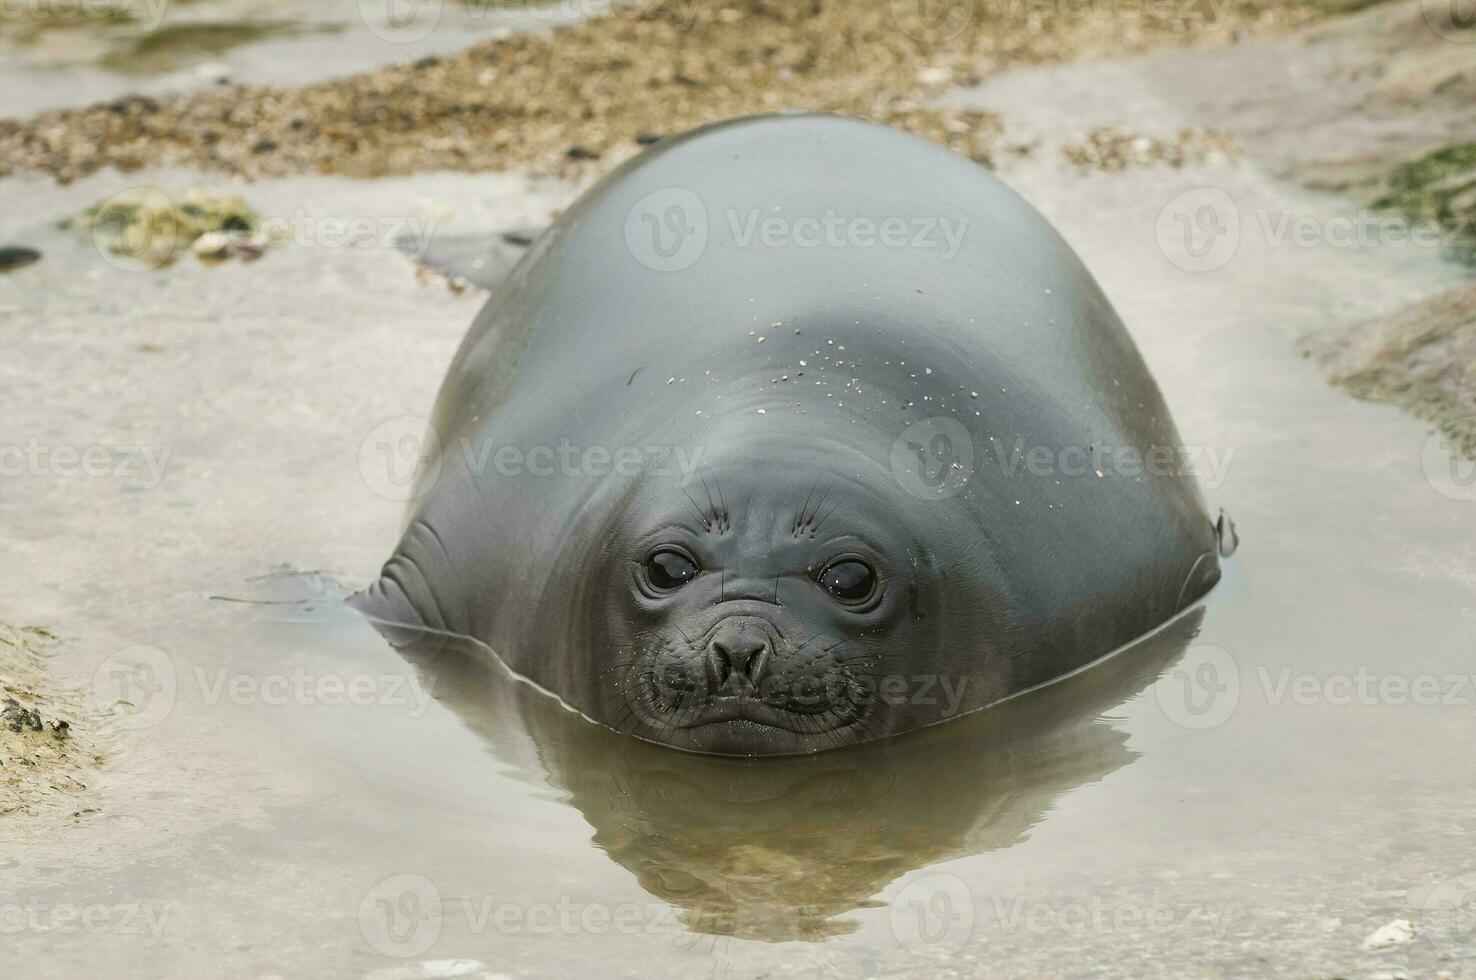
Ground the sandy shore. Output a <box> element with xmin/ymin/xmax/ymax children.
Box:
<box><xmin>1</xmin><ymin>0</ymin><xmax>1375</xmax><ymax>184</ymax></box>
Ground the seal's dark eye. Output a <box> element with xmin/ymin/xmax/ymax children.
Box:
<box><xmin>646</xmin><ymin>549</ymin><xmax>699</xmax><ymax>590</ymax></box>
<box><xmin>819</xmin><ymin>560</ymin><xmax>876</xmax><ymax>603</ymax></box>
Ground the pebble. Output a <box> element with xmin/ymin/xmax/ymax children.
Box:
<box><xmin>0</xmin><ymin>246</ymin><xmax>41</xmax><ymax>272</ymax></box>
<box><xmin>1363</xmin><ymin>918</ymin><xmax>1416</xmax><ymax>950</ymax></box>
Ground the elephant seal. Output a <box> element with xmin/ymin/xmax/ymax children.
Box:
<box><xmin>355</xmin><ymin>113</ymin><xmax>1231</xmax><ymax>757</ymax></box>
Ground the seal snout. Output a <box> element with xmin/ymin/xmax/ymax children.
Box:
<box><xmin>705</xmin><ymin>621</ymin><xmax>773</xmax><ymax>696</ymax></box>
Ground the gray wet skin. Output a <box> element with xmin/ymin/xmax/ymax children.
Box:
<box><xmin>355</xmin><ymin>113</ymin><xmax>1223</xmax><ymax>756</ymax></box>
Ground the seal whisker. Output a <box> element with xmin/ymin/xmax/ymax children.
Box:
<box><xmin>598</xmin><ymin>660</ymin><xmax>641</xmax><ymax>677</ymax></box>
<box><xmin>679</xmin><ymin>487</ymin><xmax>711</xmax><ymax>531</ymax></box>
<box><xmin>815</xmin><ymin>496</ymin><xmax>844</xmax><ymax>533</ymax></box>
<box><xmin>711</xmin><ymin>473</ymin><xmax>727</xmax><ymax>526</ymax></box>
<box><xmin>795</xmin><ymin>478</ymin><xmax>820</xmax><ymax>535</ymax></box>
<box><xmin>810</xmin><ymin>478</ymin><xmax>835</xmax><ymax>522</ymax></box>
<box><xmin>699</xmin><ymin>473</ymin><xmax>718</xmax><ymax>525</ymax></box>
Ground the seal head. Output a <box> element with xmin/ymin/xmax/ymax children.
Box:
<box><xmin>560</xmin><ymin>426</ymin><xmax>1018</xmax><ymax>756</ymax></box>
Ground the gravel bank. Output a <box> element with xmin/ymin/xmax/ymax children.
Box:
<box><xmin>0</xmin><ymin>0</ymin><xmax>1369</xmax><ymax>184</ymax></box>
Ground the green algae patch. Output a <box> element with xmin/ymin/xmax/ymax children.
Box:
<box><xmin>100</xmin><ymin>20</ymin><xmax>339</xmax><ymax>75</ymax></box>
<box><xmin>1372</xmin><ymin>143</ymin><xmax>1476</xmax><ymax>265</ymax></box>
<box><xmin>0</xmin><ymin>0</ymin><xmax>138</xmax><ymax>44</ymax></box>
<box><xmin>63</xmin><ymin>186</ymin><xmax>277</xmax><ymax>268</ymax></box>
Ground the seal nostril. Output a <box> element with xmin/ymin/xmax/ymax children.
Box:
<box><xmin>706</xmin><ymin>643</ymin><xmax>733</xmax><ymax>687</ymax></box>
<box><xmin>744</xmin><ymin>645</ymin><xmax>770</xmax><ymax>684</ymax></box>
<box><xmin>706</xmin><ymin>635</ymin><xmax>771</xmax><ymax>694</ymax></box>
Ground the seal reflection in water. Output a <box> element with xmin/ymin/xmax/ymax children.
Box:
<box><xmin>355</xmin><ymin>113</ymin><xmax>1234</xmax><ymax>756</ymax></box>
<box><xmin>384</xmin><ymin>610</ymin><xmax>1202</xmax><ymax>942</ymax></box>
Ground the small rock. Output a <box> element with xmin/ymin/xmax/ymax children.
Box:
<box><xmin>500</xmin><ymin>228</ymin><xmax>539</xmax><ymax>247</ymax></box>
<box><xmin>192</xmin><ymin>232</ymin><xmax>232</xmax><ymax>261</ymax></box>
<box><xmin>234</xmin><ymin>237</ymin><xmax>268</xmax><ymax>262</ymax></box>
<box><xmin>1364</xmin><ymin>918</ymin><xmax>1416</xmax><ymax>950</ymax></box>
<box><xmin>193</xmin><ymin>62</ymin><xmax>232</xmax><ymax>85</ymax></box>
<box><xmin>0</xmin><ymin>246</ymin><xmax>41</xmax><ymax>272</ymax></box>
<box><xmin>2</xmin><ymin>698</ymin><xmax>44</xmax><ymax>734</ymax></box>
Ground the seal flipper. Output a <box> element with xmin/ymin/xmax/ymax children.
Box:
<box><xmin>1215</xmin><ymin>509</ymin><xmax>1239</xmax><ymax>558</ymax></box>
<box><xmin>1175</xmin><ymin>551</ymin><xmax>1221</xmax><ymax>611</ymax></box>
<box><xmin>398</xmin><ymin>228</ymin><xmax>544</xmax><ymax>293</ymax></box>
<box><xmin>1174</xmin><ymin>510</ymin><xmax>1237</xmax><ymax>611</ymax></box>
<box><xmin>349</xmin><ymin>519</ymin><xmax>457</xmax><ymax>637</ymax></box>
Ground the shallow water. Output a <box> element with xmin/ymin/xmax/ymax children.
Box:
<box><xmin>5</xmin><ymin>47</ymin><xmax>1476</xmax><ymax>980</ymax></box>
<box><xmin>0</xmin><ymin>0</ymin><xmax>596</xmax><ymax>116</ymax></box>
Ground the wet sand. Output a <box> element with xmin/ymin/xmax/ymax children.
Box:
<box><xmin>0</xmin><ymin>0</ymin><xmax>594</xmax><ymax>117</ymax></box>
